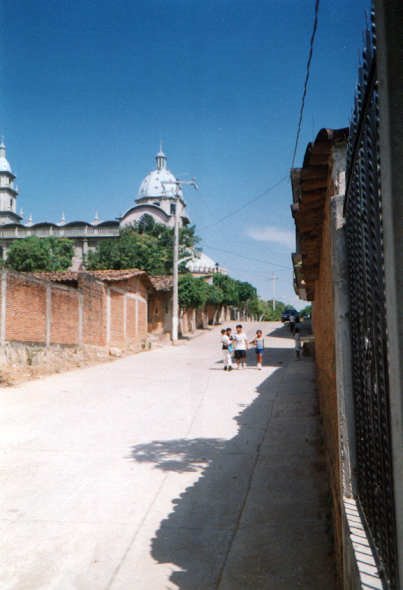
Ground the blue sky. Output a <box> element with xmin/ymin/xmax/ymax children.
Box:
<box><xmin>1</xmin><ymin>0</ymin><xmax>369</xmax><ymax>306</ymax></box>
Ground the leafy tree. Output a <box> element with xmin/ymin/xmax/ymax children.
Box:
<box><xmin>205</xmin><ymin>284</ymin><xmax>224</xmax><ymax>306</ymax></box>
<box><xmin>212</xmin><ymin>274</ymin><xmax>240</xmax><ymax>306</ymax></box>
<box><xmin>237</xmin><ymin>281</ymin><xmax>257</xmax><ymax>303</ymax></box>
<box><xmin>6</xmin><ymin>236</ymin><xmax>74</xmax><ymax>272</ymax></box>
<box><xmin>86</xmin><ymin>229</ymin><xmax>169</xmax><ymax>274</ymax></box>
<box><xmin>178</xmin><ymin>275</ymin><xmax>208</xmax><ymax>309</ymax></box>
<box><xmin>87</xmin><ymin>220</ymin><xmax>201</xmax><ymax>275</ymax></box>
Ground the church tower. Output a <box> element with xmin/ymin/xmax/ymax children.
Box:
<box><xmin>0</xmin><ymin>141</ymin><xmax>22</xmax><ymax>225</ymax></box>
<box><xmin>120</xmin><ymin>147</ymin><xmax>190</xmax><ymax>229</ymax></box>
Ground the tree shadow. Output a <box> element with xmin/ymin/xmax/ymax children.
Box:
<box><xmin>131</xmin><ymin>437</ymin><xmax>227</xmax><ymax>473</ymax></box>
<box><xmin>128</xmin><ymin>344</ymin><xmax>335</xmax><ymax>589</ymax></box>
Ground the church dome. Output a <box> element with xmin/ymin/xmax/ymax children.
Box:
<box><xmin>137</xmin><ymin>149</ymin><xmax>183</xmax><ymax>200</ymax></box>
<box><xmin>0</xmin><ymin>142</ymin><xmax>12</xmax><ymax>174</ymax></box>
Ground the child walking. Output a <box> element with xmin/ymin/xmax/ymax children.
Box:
<box><xmin>233</xmin><ymin>324</ymin><xmax>248</xmax><ymax>369</ymax></box>
<box><xmin>250</xmin><ymin>329</ymin><xmax>264</xmax><ymax>370</ymax></box>
<box><xmin>221</xmin><ymin>328</ymin><xmax>233</xmax><ymax>371</ymax></box>
<box><xmin>295</xmin><ymin>327</ymin><xmax>302</xmax><ymax>360</ymax></box>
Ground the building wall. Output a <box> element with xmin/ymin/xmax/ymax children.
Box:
<box><xmin>110</xmin><ymin>289</ymin><xmax>125</xmax><ymax>345</ymax></box>
<box><xmin>312</xmin><ymin>194</ymin><xmax>343</xmax><ymax>574</ymax></box>
<box><xmin>51</xmin><ymin>287</ymin><xmax>80</xmax><ymax>346</ymax></box>
<box><xmin>148</xmin><ymin>292</ymin><xmax>172</xmax><ymax>335</ymax></box>
<box><xmin>137</xmin><ymin>298</ymin><xmax>147</xmax><ymax>341</ymax></box>
<box><xmin>6</xmin><ymin>273</ymin><xmax>47</xmax><ymax>343</ymax></box>
<box><xmin>0</xmin><ymin>271</ymin><xmax>148</xmax><ymax>353</ymax></box>
<box><xmin>106</xmin><ymin>279</ymin><xmax>148</xmax><ymax>349</ymax></box>
<box><xmin>80</xmin><ymin>274</ymin><xmax>106</xmax><ymax>347</ymax></box>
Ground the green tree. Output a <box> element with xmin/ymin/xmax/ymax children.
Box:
<box><xmin>178</xmin><ymin>275</ymin><xmax>208</xmax><ymax>309</ymax></box>
<box><xmin>237</xmin><ymin>281</ymin><xmax>257</xmax><ymax>303</ymax></box>
<box><xmin>86</xmin><ymin>229</ymin><xmax>169</xmax><ymax>274</ymax></box>
<box><xmin>87</xmin><ymin>220</ymin><xmax>201</xmax><ymax>275</ymax></box>
<box><xmin>212</xmin><ymin>274</ymin><xmax>240</xmax><ymax>306</ymax></box>
<box><xmin>205</xmin><ymin>284</ymin><xmax>224</xmax><ymax>306</ymax></box>
<box><xmin>6</xmin><ymin>236</ymin><xmax>74</xmax><ymax>272</ymax></box>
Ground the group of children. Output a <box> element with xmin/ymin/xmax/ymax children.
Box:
<box><xmin>221</xmin><ymin>324</ymin><xmax>303</xmax><ymax>371</ymax></box>
<box><xmin>221</xmin><ymin>324</ymin><xmax>265</xmax><ymax>371</ymax></box>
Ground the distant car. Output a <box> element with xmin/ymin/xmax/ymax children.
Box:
<box><xmin>281</xmin><ymin>309</ymin><xmax>299</xmax><ymax>323</ymax></box>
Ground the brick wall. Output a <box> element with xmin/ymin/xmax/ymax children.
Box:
<box><xmin>126</xmin><ymin>298</ymin><xmax>137</xmax><ymax>340</ymax></box>
<box><xmin>79</xmin><ymin>274</ymin><xmax>106</xmax><ymax>347</ymax></box>
<box><xmin>51</xmin><ymin>287</ymin><xmax>80</xmax><ymax>345</ymax></box>
<box><xmin>6</xmin><ymin>273</ymin><xmax>47</xmax><ymax>343</ymax></box>
<box><xmin>0</xmin><ymin>271</ymin><xmax>148</xmax><ymax>352</ymax></box>
<box><xmin>110</xmin><ymin>289</ymin><xmax>125</xmax><ymax>345</ymax></box>
<box><xmin>312</xmin><ymin>196</ymin><xmax>343</xmax><ymax>572</ymax></box>
<box><xmin>137</xmin><ymin>299</ymin><xmax>147</xmax><ymax>341</ymax></box>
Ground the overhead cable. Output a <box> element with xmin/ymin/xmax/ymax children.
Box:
<box><xmin>290</xmin><ymin>0</ymin><xmax>320</xmax><ymax>169</ymax></box>
<box><xmin>203</xmin><ymin>243</ymin><xmax>292</xmax><ymax>270</ymax></box>
<box><xmin>199</xmin><ymin>174</ymin><xmax>288</xmax><ymax>231</ymax></box>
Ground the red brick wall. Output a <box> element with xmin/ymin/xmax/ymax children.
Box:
<box><xmin>6</xmin><ymin>273</ymin><xmax>47</xmax><ymax>343</ymax></box>
<box><xmin>312</xmin><ymin>195</ymin><xmax>342</xmax><ymax>572</ymax></box>
<box><xmin>80</xmin><ymin>275</ymin><xmax>106</xmax><ymax>347</ymax></box>
<box><xmin>137</xmin><ymin>299</ymin><xmax>147</xmax><ymax>340</ymax></box>
<box><xmin>51</xmin><ymin>287</ymin><xmax>79</xmax><ymax>345</ymax></box>
<box><xmin>1</xmin><ymin>272</ymin><xmax>148</xmax><ymax>351</ymax></box>
<box><xmin>110</xmin><ymin>289</ymin><xmax>125</xmax><ymax>345</ymax></box>
<box><xmin>126</xmin><ymin>298</ymin><xmax>136</xmax><ymax>340</ymax></box>
<box><xmin>127</xmin><ymin>277</ymin><xmax>148</xmax><ymax>300</ymax></box>
<box><xmin>109</xmin><ymin>278</ymin><xmax>148</xmax><ymax>346</ymax></box>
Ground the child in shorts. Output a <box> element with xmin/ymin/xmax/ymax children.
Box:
<box><xmin>250</xmin><ymin>329</ymin><xmax>264</xmax><ymax>369</ymax></box>
<box><xmin>233</xmin><ymin>324</ymin><xmax>248</xmax><ymax>369</ymax></box>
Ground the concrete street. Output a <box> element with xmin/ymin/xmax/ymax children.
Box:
<box><xmin>0</xmin><ymin>322</ymin><xmax>336</xmax><ymax>589</ymax></box>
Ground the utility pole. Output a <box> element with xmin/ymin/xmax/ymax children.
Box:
<box><xmin>162</xmin><ymin>178</ymin><xmax>198</xmax><ymax>343</ymax></box>
<box><xmin>271</xmin><ymin>272</ymin><xmax>279</xmax><ymax>311</ymax></box>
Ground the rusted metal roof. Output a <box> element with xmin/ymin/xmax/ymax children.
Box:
<box><xmin>291</xmin><ymin>127</ymin><xmax>349</xmax><ymax>300</ymax></box>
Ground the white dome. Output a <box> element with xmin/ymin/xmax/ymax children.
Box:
<box><xmin>187</xmin><ymin>252</ymin><xmax>218</xmax><ymax>272</ymax></box>
<box><xmin>138</xmin><ymin>167</ymin><xmax>183</xmax><ymax>199</ymax></box>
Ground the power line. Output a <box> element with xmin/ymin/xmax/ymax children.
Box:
<box><xmin>203</xmin><ymin>243</ymin><xmax>292</xmax><ymax>270</ymax></box>
<box><xmin>290</xmin><ymin>0</ymin><xmax>320</xmax><ymax>169</ymax></box>
<box><xmin>199</xmin><ymin>174</ymin><xmax>288</xmax><ymax>231</ymax></box>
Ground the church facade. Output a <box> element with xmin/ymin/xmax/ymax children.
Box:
<box><xmin>0</xmin><ymin>143</ymin><xmax>220</xmax><ymax>272</ymax></box>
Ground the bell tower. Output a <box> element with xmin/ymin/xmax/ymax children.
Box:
<box><xmin>0</xmin><ymin>141</ymin><xmax>22</xmax><ymax>225</ymax></box>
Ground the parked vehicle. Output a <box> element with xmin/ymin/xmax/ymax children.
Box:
<box><xmin>281</xmin><ymin>309</ymin><xmax>299</xmax><ymax>323</ymax></box>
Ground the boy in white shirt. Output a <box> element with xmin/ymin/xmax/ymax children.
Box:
<box><xmin>233</xmin><ymin>324</ymin><xmax>248</xmax><ymax>369</ymax></box>
<box><xmin>221</xmin><ymin>329</ymin><xmax>233</xmax><ymax>371</ymax></box>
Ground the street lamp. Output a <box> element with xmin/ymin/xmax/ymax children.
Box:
<box><xmin>162</xmin><ymin>178</ymin><xmax>198</xmax><ymax>343</ymax></box>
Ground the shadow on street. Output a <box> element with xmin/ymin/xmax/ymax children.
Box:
<box><xmin>128</xmin><ymin>341</ymin><xmax>336</xmax><ymax>590</ymax></box>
